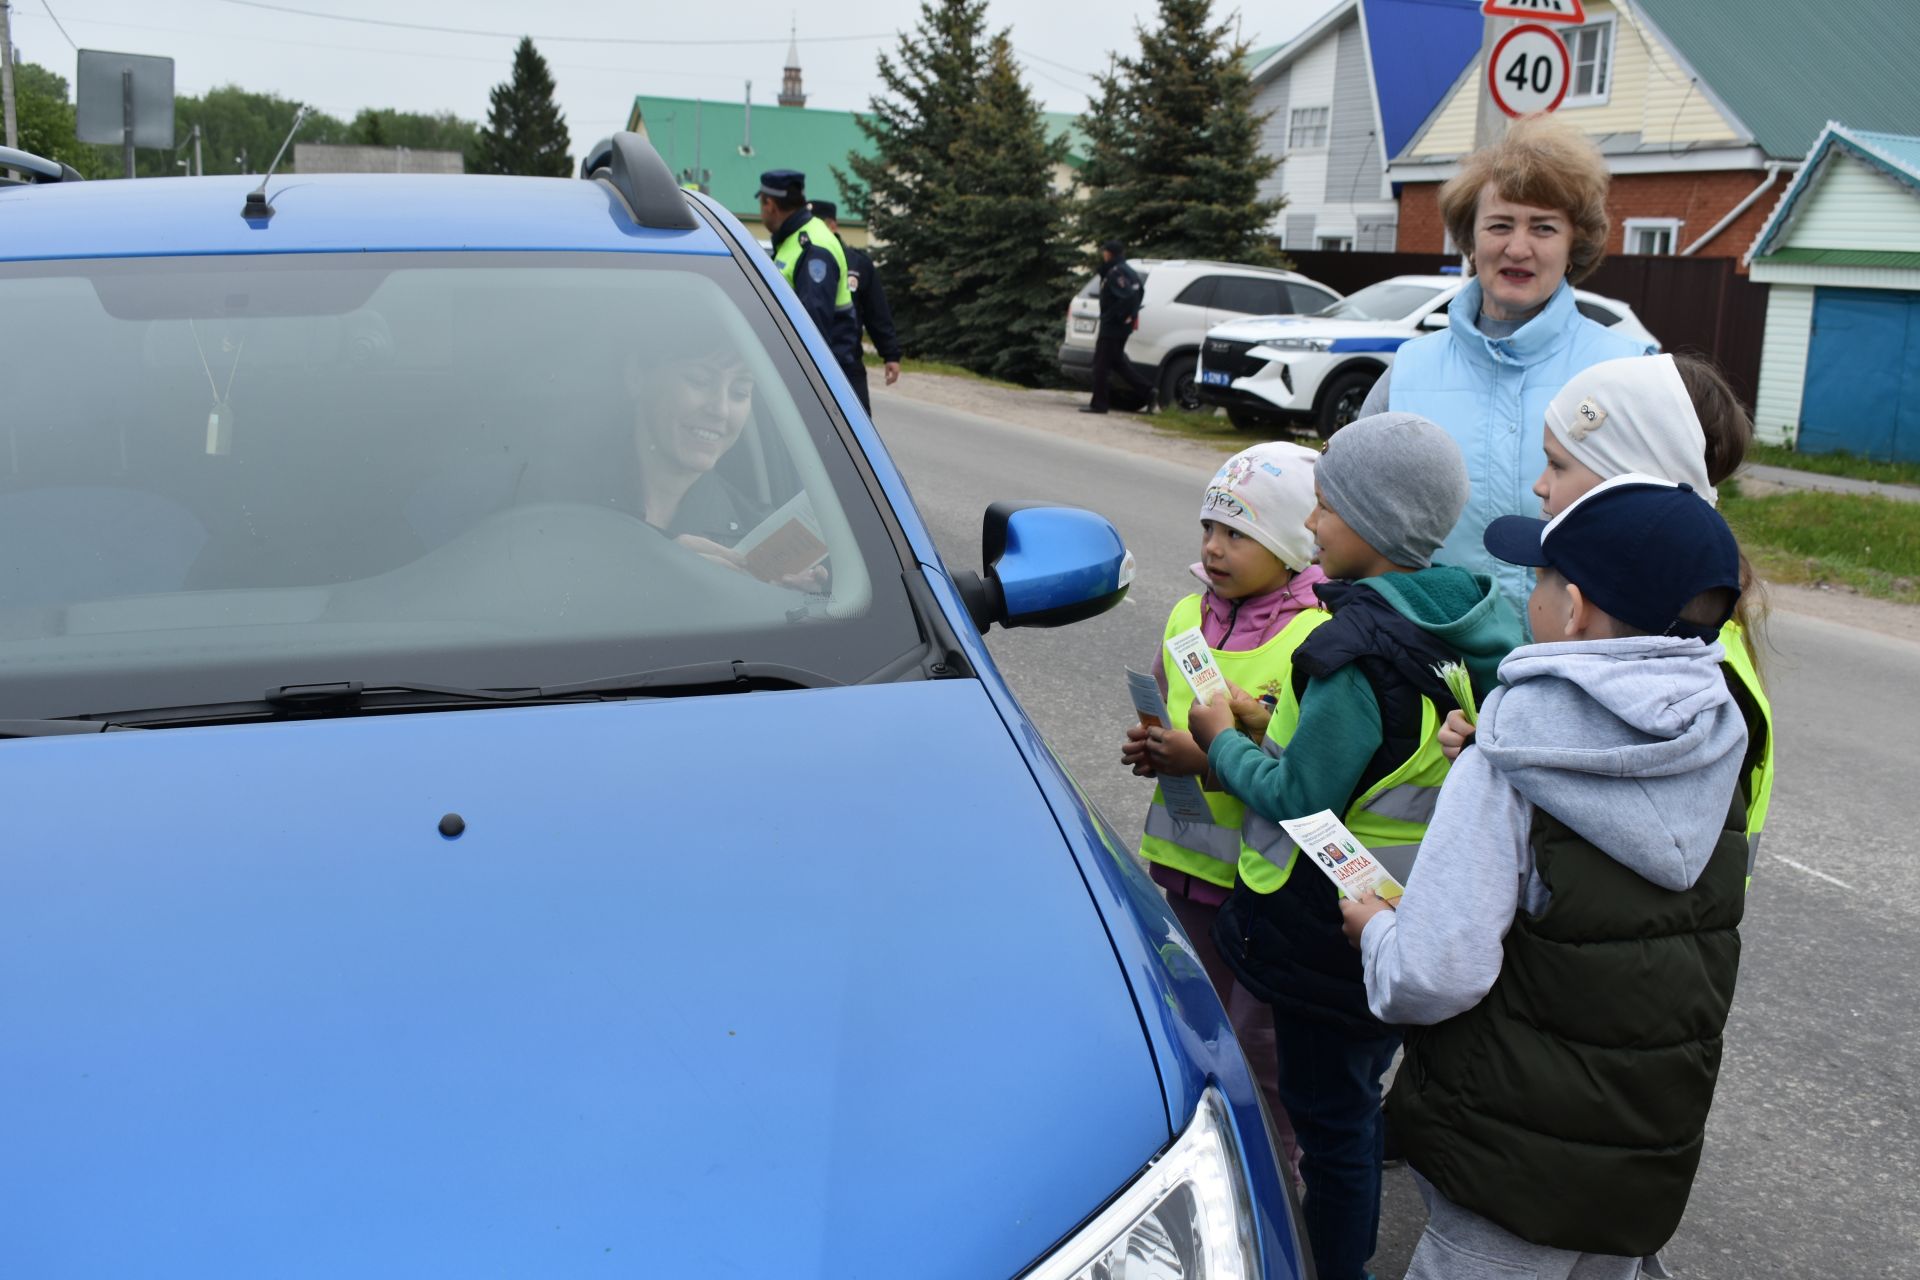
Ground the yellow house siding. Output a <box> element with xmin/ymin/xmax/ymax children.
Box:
<box><xmin>1781</xmin><ymin>153</ymin><xmax>1920</xmax><ymax>253</ymax></box>
<box><xmin>1410</xmin><ymin>69</ymin><xmax>1477</xmax><ymax>158</ymax></box>
<box><xmin>1753</xmin><ymin>283</ymin><xmax>1813</xmax><ymax>446</ymax></box>
<box><xmin>1405</xmin><ymin>0</ymin><xmax>1739</xmax><ymax>159</ymax></box>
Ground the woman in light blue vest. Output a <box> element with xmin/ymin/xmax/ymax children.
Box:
<box><xmin>1363</xmin><ymin>116</ymin><xmax>1655</xmax><ymax>618</ymax></box>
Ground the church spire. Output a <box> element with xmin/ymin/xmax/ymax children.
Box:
<box><xmin>778</xmin><ymin>20</ymin><xmax>806</xmax><ymax>108</ymax></box>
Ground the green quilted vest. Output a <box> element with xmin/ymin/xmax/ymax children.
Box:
<box><xmin>1386</xmin><ymin>791</ymin><xmax>1748</xmax><ymax>1257</ymax></box>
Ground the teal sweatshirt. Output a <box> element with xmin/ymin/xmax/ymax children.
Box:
<box><xmin>1209</xmin><ymin>567</ymin><xmax>1525</xmax><ymax>823</ymax></box>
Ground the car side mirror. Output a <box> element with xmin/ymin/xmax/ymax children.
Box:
<box><xmin>954</xmin><ymin>502</ymin><xmax>1134</xmax><ymax>633</ymax></box>
<box><xmin>1418</xmin><ymin>310</ymin><xmax>1450</xmax><ymax>330</ymax></box>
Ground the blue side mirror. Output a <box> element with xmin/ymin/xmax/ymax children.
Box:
<box><xmin>955</xmin><ymin>502</ymin><xmax>1134</xmax><ymax>633</ymax></box>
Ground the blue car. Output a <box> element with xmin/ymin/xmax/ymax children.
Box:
<box><xmin>0</xmin><ymin>137</ymin><xmax>1309</xmax><ymax>1278</ymax></box>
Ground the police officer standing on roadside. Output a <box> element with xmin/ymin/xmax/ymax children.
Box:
<box><xmin>756</xmin><ymin>170</ymin><xmax>864</xmax><ymax>398</ymax></box>
<box><xmin>812</xmin><ymin>200</ymin><xmax>902</xmax><ymax>415</ymax></box>
<box><xmin>1083</xmin><ymin>238</ymin><xmax>1158</xmax><ymax>415</ymax></box>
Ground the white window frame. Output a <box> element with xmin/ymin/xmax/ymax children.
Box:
<box><xmin>1317</xmin><ymin>235</ymin><xmax>1354</xmax><ymax>252</ymax></box>
<box><xmin>1288</xmin><ymin>106</ymin><xmax>1330</xmax><ymax>151</ymax></box>
<box><xmin>1562</xmin><ymin>18</ymin><xmax>1616</xmax><ymax>107</ymax></box>
<box><xmin>1624</xmin><ymin>217</ymin><xmax>1683</xmax><ymax>256</ymax></box>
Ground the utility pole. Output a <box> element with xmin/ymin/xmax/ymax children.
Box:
<box><xmin>192</xmin><ymin>123</ymin><xmax>202</xmax><ymax>176</ymax></box>
<box><xmin>1</xmin><ymin>0</ymin><xmax>20</xmax><ymax>154</ymax></box>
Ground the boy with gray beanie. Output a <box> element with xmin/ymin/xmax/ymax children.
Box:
<box><xmin>1187</xmin><ymin>413</ymin><xmax>1524</xmax><ymax>1280</ymax></box>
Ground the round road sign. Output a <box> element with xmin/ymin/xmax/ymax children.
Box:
<box><xmin>1488</xmin><ymin>23</ymin><xmax>1571</xmax><ymax>117</ymax></box>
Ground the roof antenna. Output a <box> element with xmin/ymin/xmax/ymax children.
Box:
<box><xmin>242</xmin><ymin>105</ymin><xmax>310</xmax><ymax>220</ymax></box>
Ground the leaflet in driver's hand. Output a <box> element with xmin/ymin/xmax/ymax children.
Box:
<box><xmin>1165</xmin><ymin>626</ymin><xmax>1231</xmax><ymax>708</ymax></box>
<box><xmin>735</xmin><ymin>490</ymin><xmax>829</xmax><ymax>583</ymax></box>
<box><xmin>1278</xmin><ymin>809</ymin><xmax>1404</xmax><ymax>905</ymax></box>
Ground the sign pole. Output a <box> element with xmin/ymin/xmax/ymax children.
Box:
<box><xmin>121</xmin><ymin>68</ymin><xmax>135</xmax><ymax>179</ymax></box>
<box><xmin>1473</xmin><ymin>13</ymin><xmax>1512</xmax><ymax>154</ymax></box>
<box><xmin>0</xmin><ymin>0</ymin><xmax>19</xmax><ymax>154</ymax></box>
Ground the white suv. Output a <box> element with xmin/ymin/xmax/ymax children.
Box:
<box><xmin>1058</xmin><ymin>260</ymin><xmax>1341</xmax><ymax>411</ymax></box>
<box><xmin>1195</xmin><ymin>273</ymin><xmax>1659</xmax><ymax>436</ymax></box>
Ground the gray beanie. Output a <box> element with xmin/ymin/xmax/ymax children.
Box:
<box><xmin>1314</xmin><ymin>412</ymin><xmax>1469</xmax><ymax>569</ymax></box>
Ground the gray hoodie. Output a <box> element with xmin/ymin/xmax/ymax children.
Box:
<box><xmin>1360</xmin><ymin>635</ymin><xmax>1749</xmax><ymax>1026</ymax></box>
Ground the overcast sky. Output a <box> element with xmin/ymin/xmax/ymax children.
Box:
<box><xmin>10</xmin><ymin>0</ymin><xmax>1338</xmax><ymax>159</ymax></box>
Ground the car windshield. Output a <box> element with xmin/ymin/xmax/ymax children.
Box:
<box><xmin>1315</xmin><ymin>282</ymin><xmax>1447</xmax><ymax>322</ymax></box>
<box><xmin>0</xmin><ymin>252</ymin><xmax>921</xmax><ymax>721</ymax></box>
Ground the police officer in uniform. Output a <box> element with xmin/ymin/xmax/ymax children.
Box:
<box><xmin>756</xmin><ymin>170</ymin><xmax>864</xmax><ymax>397</ymax></box>
<box><xmin>812</xmin><ymin>200</ymin><xmax>902</xmax><ymax>415</ymax></box>
<box><xmin>1084</xmin><ymin>239</ymin><xmax>1158</xmax><ymax>415</ymax></box>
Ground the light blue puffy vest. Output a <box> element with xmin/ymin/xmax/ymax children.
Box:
<box><xmin>1389</xmin><ymin>280</ymin><xmax>1655</xmax><ymax>616</ymax></box>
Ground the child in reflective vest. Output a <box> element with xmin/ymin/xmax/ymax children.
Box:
<box><xmin>1439</xmin><ymin>354</ymin><xmax>1774</xmax><ymax>871</ymax></box>
<box><xmin>1185</xmin><ymin>414</ymin><xmax>1524</xmax><ymax>1280</ymax></box>
<box><xmin>1120</xmin><ymin>440</ymin><xmax>1327</xmax><ymax>1175</ymax></box>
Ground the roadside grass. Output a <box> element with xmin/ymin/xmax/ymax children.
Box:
<box><xmin>1722</xmin><ymin>484</ymin><xmax>1920</xmax><ymax>605</ymax></box>
<box><xmin>866</xmin><ymin>354</ymin><xmax>1030</xmax><ymax>391</ymax></box>
<box><xmin>1147</xmin><ymin>406</ymin><xmax>1324</xmax><ymax>452</ymax></box>
<box><xmin>1747</xmin><ymin>443</ymin><xmax>1920</xmax><ymax>490</ymax></box>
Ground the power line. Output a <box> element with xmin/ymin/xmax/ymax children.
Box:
<box><xmin>203</xmin><ymin>0</ymin><xmax>892</xmax><ymax>47</ymax></box>
<box><xmin>1013</xmin><ymin>46</ymin><xmax>1094</xmax><ymax>79</ymax></box>
<box><xmin>39</xmin><ymin>0</ymin><xmax>77</xmax><ymax>50</ymax></box>
<box><xmin>9</xmin><ymin>9</ymin><xmax>870</xmax><ymax>89</ymax></box>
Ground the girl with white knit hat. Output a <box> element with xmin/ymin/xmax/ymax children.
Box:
<box><xmin>1119</xmin><ymin>438</ymin><xmax>1328</xmax><ymax>1181</ymax></box>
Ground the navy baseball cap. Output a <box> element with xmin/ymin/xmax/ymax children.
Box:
<box><xmin>1483</xmin><ymin>474</ymin><xmax>1742</xmax><ymax>639</ymax></box>
<box><xmin>757</xmin><ymin>169</ymin><xmax>806</xmax><ymax>201</ymax></box>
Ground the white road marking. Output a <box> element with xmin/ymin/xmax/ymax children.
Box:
<box><xmin>1771</xmin><ymin>855</ymin><xmax>1856</xmax><ymax>892</ymax></box>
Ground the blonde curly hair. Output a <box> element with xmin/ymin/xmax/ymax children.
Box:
<box><xmin>1439</xmin><ymin>115</ymin><xmax>1613</xmax><ymax>284</ymax></box>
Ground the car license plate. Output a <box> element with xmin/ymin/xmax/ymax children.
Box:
<box><xmin>1071</xmin><ymin>317</ymin><xmax>1096</xmax><ymax>334</ymax></box>
<box><xmin>1201</xmin><ymin>369</ymin><xmax>1233</xmax><ymax>386</ymax></box>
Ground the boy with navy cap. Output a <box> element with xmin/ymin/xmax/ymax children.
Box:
<box><xmin>1340</xmin><ymin>474</ymin><xmax>1752</xmax><ymax>1279</ymax></box>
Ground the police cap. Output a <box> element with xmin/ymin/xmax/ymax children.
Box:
<box><xmin>810</xmin><ymin>199</ymin><xmax>838</xmax><ymax>221</ymax></box>
<box><xmin>757</xmin><ymin>169</ymin><xmax>806</xmax><ymax>202</ymax></box>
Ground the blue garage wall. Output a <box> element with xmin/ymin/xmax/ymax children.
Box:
<box><xmin>1801</xmin><ymin>287</ymin><xmax>1920</xmax><ymax>461</ymax></box>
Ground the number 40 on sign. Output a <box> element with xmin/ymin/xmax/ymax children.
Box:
<box><xmin>1488</xmin><ymin>23</ymin><xmax>1571</xmax><ymax>116</ymax></box>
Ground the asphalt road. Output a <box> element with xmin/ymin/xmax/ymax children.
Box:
<box><xmin>872</xmin><ymin>392</ymin><xmax>1920</xmax><ymax>1280</ymax></box>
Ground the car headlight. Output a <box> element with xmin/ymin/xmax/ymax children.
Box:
<box><xmin>1266</xmin><ymin>337</ymin><xmax>1332</xmax><ymax>352</ymax></box>
<box><xmin>1020</xmin><ymin>1087</ymin><xmax>1257</xmax><ymax>1280</ymax></box>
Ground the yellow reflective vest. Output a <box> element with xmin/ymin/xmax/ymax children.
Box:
<box><xmin>1140</xmin><ymin>596</ymin><xmax>1329</xmax><ymax>887</ymax></box>
<box><xmin>771</xmin><ymin>211</ymin><xmax>854</xmax><ymax>311</ymax></box>
<box><xmin>1238</xmin><ymin>680</ymin><xmax>1451</xmax><ymax>895</ymax></box>
<box><xmin>1720</xmin><ymin>619</ymin><xmax>1775</xmax><ymax>880</ymax></box>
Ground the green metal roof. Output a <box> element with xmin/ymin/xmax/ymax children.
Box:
<box><xmin>627</xmin><ymin>96</ymin><xmax>873</xmax><ymax>223</ymax></box>
<box><xmin>1634</xmin><ymin>0</ymin><xmax>1920</xmax><ymax>160</ymax></box>
<box><xmin>1759</xmin><ymin>248</ymin><xmax>1920</xmax><ymax>270</ymax></box>
<box><xmin>626</xmin><ymin>96</ymin><xmax>1092</xmax><ymax>222</ymax></box>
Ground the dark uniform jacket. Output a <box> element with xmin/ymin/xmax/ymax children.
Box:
<box><xmin>844</xmin><ymin>246</ymin><xmax>902</xmax><ymax>363</ymax></box>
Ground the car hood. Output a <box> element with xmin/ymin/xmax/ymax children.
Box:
<box><xmin>0</xmin><ymin>680</ymin><xmax>1166</xmax><ymax>1278</ymax></box>
<box><xmin>1206</xmin><ymin>314</ymin><xmax>1415</xmax><ymax>343</ymax></box>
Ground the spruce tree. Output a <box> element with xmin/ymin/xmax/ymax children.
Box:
<box><xmin>935</xmin><ymin>36</ymin><xmax>1079</xmax><ymax>383</ymax></box>
<box><xmin>468</xmin><ymin>37</ymin><xmax>572</xmax><ymax>177</ymax></box>
<box><xmin>843</xmin><ymin>0</ymin><xmax>992</xmax><ymax>349</ymax></box>
<box><xmin>1078</xmin><ymin>0</ymin><xmax>1284</xmax><ymax>264</ymax></box>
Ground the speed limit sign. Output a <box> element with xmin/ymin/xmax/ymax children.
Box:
<box><xmin>1488</xmin><ymin>23</ymin><xmax>1570</xmax><ymax>116</ymax></box>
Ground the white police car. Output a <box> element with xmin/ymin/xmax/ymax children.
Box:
<box><xmin>1195</xmin><ymin>273</ymin><xmax>1659</xmax><ymax>437</ymax></box>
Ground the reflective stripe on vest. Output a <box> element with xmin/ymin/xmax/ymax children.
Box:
<box><xmin>1719</xmin><ymin>619</ymin><xmax>1774</xmax><ymax>884</ymax></box>
<box><xmin>1139</xmin><ymin>595</ymin><xmax>1328</xmax><ymax>888</ymax></box>
<box><xmin>1239</xmin><ymin>691</ymin><xmax>1450</xmax><ymax>893</ymax></box>
<box><xmin>772</xmin><ymin>213</ymin><xmax>854</xmax><ymax>311</ymax></box>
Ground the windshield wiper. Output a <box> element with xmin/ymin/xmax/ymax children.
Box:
<box><xmin>0</xmin><ymin>719</ymin><xmax>144</xmax><ymax>739</ymax></box>
<box><xmin>535</xmin><ymin>659</ymin><xmax>841</xmax><ymax>698</ymax></box>
<box><xmin>6</xmin><ymin>663</ymin><xmax>843</xmax><ymax>737</ymax></box>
